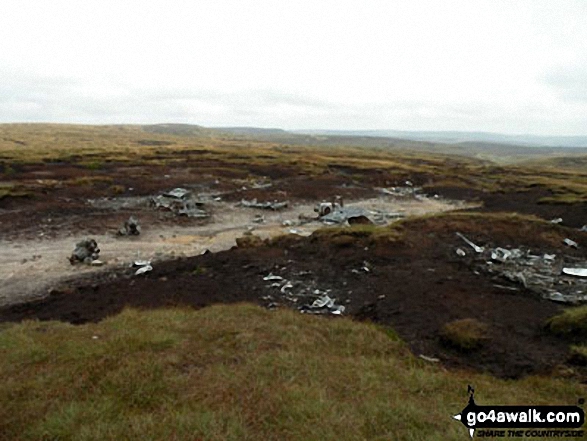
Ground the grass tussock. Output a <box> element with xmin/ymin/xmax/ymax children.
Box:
<box><xmin>0</xmin><ymin>183</ymin><xmax>31</xmax><ymax>200</ymax></box>
<box><xmin>546</xmin><ymin>306</ymin><xmax>587</xmax><ymax>338</ymax></box>
<box><xmin>0</xmin><ymin>304</ymin><xmax>584</xmax><ymax>440</ymax></box>
<box><xmin>569</xmin><ymin>345</ymin><xmax>587</xmax><ymax>366</ymax></box>
<box><xmin>69</xmin><ymin>176</ymin><xmax>114</xmax><ymax>187</ymax></box>
<box><xmin>235</xmin><ymin>234</ymin><xmax>264</xmax><ymax>248</ymax></box>
<box><xmin>311</xmin><ymin>224</ymin><xmax>404</xmax><ymax>246</ymax></box>
<box><xmin>440</xmin><ymin>318</ymin><xmax>491</xmax><ymax>351</ymax></box>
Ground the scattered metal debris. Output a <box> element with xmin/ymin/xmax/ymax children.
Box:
<box><xmin>132</xmin><ymin>260</ymin><xmax>152</xmax><ymax>275</ymax></box>
<box><xmin>550</xmin><ymin>218</ymin><xmax>563</xmax><ymax>224</ymax></box>
<box><xmin>261</xmin><ymin>272</ymin><xmax>345</xmax><ymax>315</ymax></box>
<box><xmin>69</xmin><ymin>239</ymin><xmax>100</xmax><ymax>265</ymax></box>
<box><xmin>117</xmin><ymin>216</ymin><xmax>141</xmax><ymax>236</ymax></box>
<box><xmin>458</xmin><ymin>238</ymin><xmax>587</xmax><ymax>304</ymax></box>
<box><xmin>456</xmin><ymin>248</ymin><xmax>466</xmax><ymax>257</ymax></box>
<box><xmin>377</xmin><ymin>185</ymin><xmax>421</xmax><ymax>197</ymax></box>
<box><xmin>301</xmin><ymin>295</ymin><xmax>345</xmax><ymax>315</ymax></box>
<box><xmin>563</xmin><ymin>238</ymin><xmax>579</xmax><ymax>249</ymax></box>
<box><xmin>151</xmin><ymin>188</ymin><xmax>209</xmax><ymax>218</ymax></box>
<box><xmin>456</xmin><ymin>232</ymin><xmax>484</xmax><ymax>253</ymax></box>
<box><xmin>240</xmin><ymin>198</ymin><xmax>289</xmax><ymax>210</ymax></box>
<box><xmin>580</xmin><ymin>225</ymin><xmax>587</xmax><ymax>232</ymax></box>
<box><xmin>252</xmin><ymin>214</ymin><xmax>265</xmax><ymax>224</ymax></box>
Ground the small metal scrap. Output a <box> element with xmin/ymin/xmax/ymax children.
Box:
<box><xmin>563</xmin><ymin>238</ymin><xmax>579</xmax><ymax>249</ymax></box>
<box><xmin>550</xmin><ymin>218</ymin><xmax>563</xmax><ymax>224</ymax></box>
<box><xmin>545</xmin><ymin>292</ymin><xmax>566</xmax><ymax>303</ymax></box>
<box><xmin>562</xmin><ymin>268</ymin><xmax>587</xmax><ymax>278</ymax></box>
<box><xmin>493</xmin><ymin>284</ymin><xmax>520</xmax><ymax>292</ymax></box>
<box><xmin>456</xmin><ymin>232</ymin><xmax>484</xmax><ymax>253</ymax></box>
<box><xmin>280</xmin><ymin>282</ymin><xmax>294</xmax><ymax>293</ymax></box>
<box><xmin>132</xmin><ymin>260</ymin><xmax>152</xmax><ymax>275</ymax></box>
<box><xmin>456</xmin><ymin>248</ymin><xmax>466</xmax><ymax>257</ymax></box>
<box><xmin>418</xmin><ymin>354</ymin><xmax>440</xmax><ymax>363</ymax></box>
<box><xmin>263</xmin><ymin>273</ymin><xmax>284</xmax><ymax>281</ymax></box>
<box><xmin>491</xmin><ymin>247</ymin><xmax>512</xmax><ymax>263</ymax></box>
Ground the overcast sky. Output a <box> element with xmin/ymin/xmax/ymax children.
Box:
<box><xmin>1</xmin><ymin>1</ymin><xmax>586</xmax><ymax>135</ymax></box>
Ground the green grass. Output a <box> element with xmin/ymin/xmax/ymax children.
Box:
<box><xmin>546</xmin><ymin>306</ymin><xmax>587</xmax><ymax>338</ymax></box>
<box><xmin>0</xmin><ymin>305</ymin><xmax>584</xmax><ymax>440</ymax></box>
<box><xmin>569</xmin><ymin>345</ymin><xmax>587</xmax><ymax>365</ymax></box>
<box><xmin>440</xmin><ymin>318</ymin><xmax>490</xmax><ymax>351</ymax></box>
<box><xmin>0</xmin><ymin>183</ymin><xmax>31</xmax><ymax>200</ymax></box>
<box><xmin>311</xmin><ymin>223</ymin><xmax>404</xmax><ymax>246</ymax></box>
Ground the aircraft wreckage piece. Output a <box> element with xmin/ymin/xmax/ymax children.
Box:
<box><xmin>151</xmin><ymin>188</ymin><xmax>209</xmax><ymax>218</ymax></box>
<box><xmin>117</xmin><ymin>216</ymin><xmax>141</xmax><ymax>236</ymax></box>
<box><xmin>456</xmin><ymin>232</ymin><xmax>485</xmax><ymax>253</ymax></box>
<box><xmin>240</xmin><ymin>199</ymin><xmax>289</xmax><ymax>210</ymax></box>
<box><xmin>131</xmin><ymin>260</ymin><xmax>152</xmax><ymax>275</ymax></box>
<box><xmin>318</xmin><ymin>206</ymin><xmax>403</xmax><ymax>226</ymax></box>
<box><xmin>562</xmin><ymin>268</ymin><xmax>587</xmax><ymax>278</ymax></box>
<box><xmin>563</xmin><ymin>238</ymin><xmax>579</xmax><ymax>249</ymax></box>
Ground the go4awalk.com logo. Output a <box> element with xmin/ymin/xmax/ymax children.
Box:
<box><xmin>452</xmin><ymin>386</ymin><xmax>585</xmax><ymax>438</ymax></box>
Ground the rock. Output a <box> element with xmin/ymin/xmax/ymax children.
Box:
<box><xmin>69</xmin><ymin>239</ymin><xmax>100</xmax><ymax>265</ymax></box>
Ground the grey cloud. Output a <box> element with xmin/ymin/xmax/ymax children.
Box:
<box><xmin>2</xmin><ymin>66</ymin><xmax>587</xmax><ymax>134</ymax></box>
<box><xmin>543</xmin><ymin>66</ymin><xmax>587</xmax><ymax>102</ymax></box>
<box><xmin>0</xmin><ymin>67</ymin><xmax>337</xmax><ymax>125</ymax></box>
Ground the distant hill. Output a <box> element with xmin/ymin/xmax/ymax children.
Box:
<box><xmin>294</xmin><ymin>129</ymin><xmax>587</xmax><ymax>148</ymax></box>
<box><xmin>2</xmin><ymin>123</ymin><xmax>587</xmax><ymax>164</ymax></box>
<box><xmin>215</xmin><ymin>126</ymin><xmax>289</xmax><ymax>136</ymax></box>
<box><xmin>143</xmin><ymin>123</ymin><xmax>215</xmax><ymax>137</ymax></box>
